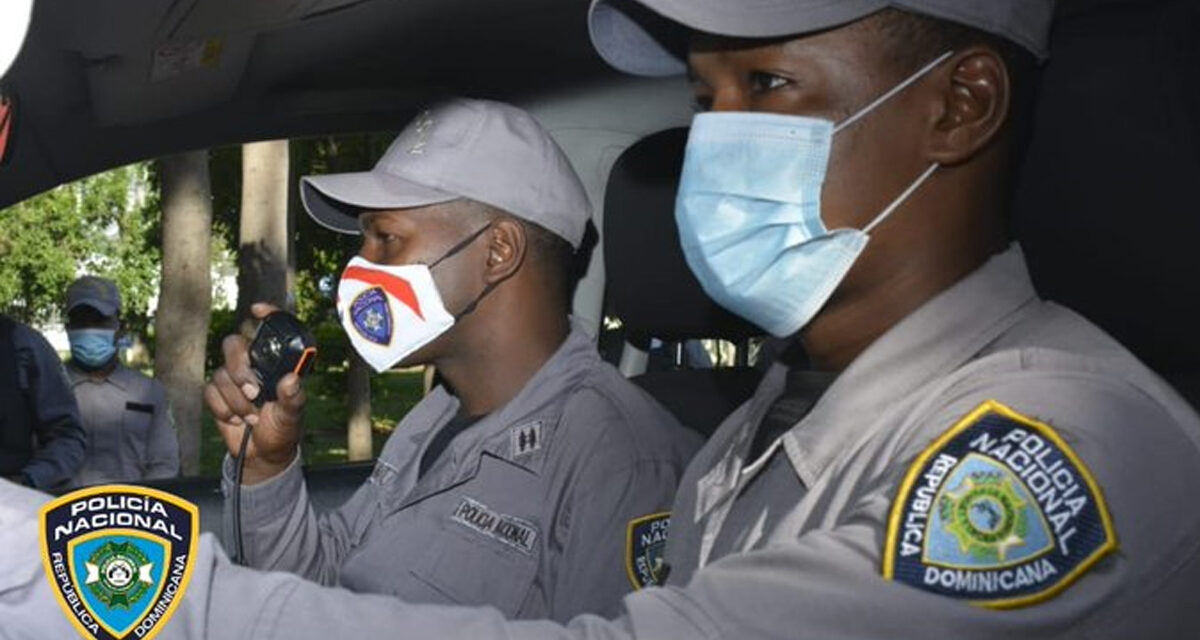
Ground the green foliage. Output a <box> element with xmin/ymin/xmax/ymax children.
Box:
<box><xmin>198</xmin><ymin>368</ymin><xmax>426</xmax><ymax>475</ymax></box>
<box><xmin>0</xmin><ymin>164</ymin><xmax>160</xmax><ymax>327</ymax></box>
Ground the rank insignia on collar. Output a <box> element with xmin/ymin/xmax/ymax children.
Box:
<box><xmin>626</xmin><ymin>512</ymin><xmax>671</xmax><ymax>589</ymax></box>
<box><xmin>883</xmin><ymin>400</ymin><xmax>1116</xmax><ymax>608</ymax></box>
<box><xmin>39</xmin><ymin>485</ymin><xmax>199</xmax><ymax>640</ymax></box>
<box><xmin>511</xmin><ymin>421</ymin><xmax>543</xmax><ymax>457</ymax></box>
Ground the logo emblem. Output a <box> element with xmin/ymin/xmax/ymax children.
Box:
<box><xmin>40</xmin><ymin>485</ymin><xmax>199</xmax><ymax>640</ymax></box>
<box><xmin>350</xmin><ymin>286</ymin><xmax>393</xmax><ymax>346</ymax></box>
<box><xmin>408</xmin><ymin>109</ymin><xmax>434</xmax><ymax>154</ymax></box>
<box><xmin>626</xmin><ymin>512</ymin><xmax>671</xmax><ymax>589</ymax></box>
<box><xmin>884</xmin><ymin>400</ymin><xmax>1117</xmax><ymax>608</ymax></box>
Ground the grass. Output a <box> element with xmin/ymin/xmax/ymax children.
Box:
<box><xmin>198</xmin><ymin>368</ymin><xmax>427</xmax><ymax>476</ymax></box>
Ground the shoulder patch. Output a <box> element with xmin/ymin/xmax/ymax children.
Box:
<box><xmin>883</xmin><ymin>400</ymin><xmax>1116</xmax><ymax>608</ymax></box>
<box><xmin>39</xmin><ymin>485</ymin><xmax>199</xmax><ymax>640</ymax></box>
<box><xmin>626</xmin><ymin>512</ymin><xmax>671</xmax><ymax>589</ymax></box>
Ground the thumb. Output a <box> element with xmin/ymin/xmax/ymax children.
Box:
<box><xmin>274</xmin><ymin>373</ymin><xmax>306</xmax><ymax>423</ymax></box>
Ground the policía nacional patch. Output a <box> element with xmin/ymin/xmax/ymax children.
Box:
<box><xmin>39</xmin><ymin>485</ymin><xmax>199</xmax><ymax>640</ymax></box>
<box><xmin>450</xmin><ymin>497</ymin><xmax>538</xmax><ymax>555</ymax></box>
<box><xmin>626</xmin><ymin>512</ymin><xmax>671</xmax><ymax>589</ymax></box>
<box><xmin>883</xmin><ymin>400</ymin><xmax>1116</xmax><ymax>608</ymax></box>
<box><xmin>349</xmin><ymin>286</ymin><xmax>394</xmax><ymax>346</ymax></box>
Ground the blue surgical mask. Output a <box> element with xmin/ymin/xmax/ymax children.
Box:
<box><xmin>675</xmin><ymin>52</ymin><xmax>953</xmax><ymax>337</ymax></box>
<box><xmin>68</xmin><ymin>329</ymin><xmax>118</xmax><ymax>369</ymax></box>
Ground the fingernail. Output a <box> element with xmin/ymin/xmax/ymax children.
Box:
<box><xmin>230</xmin><ymin>416</ymin><xmax>244</xmax><ymax>426</ymax></box>
<box><xmin>242</xmin><ymin>383</ymin><xmax>260</xmax><ymax>400</ymax></box>
<box><xmin>245</xmin><ymin>414</ymin><xmax>260</xmax><ymax>427</ymax></box>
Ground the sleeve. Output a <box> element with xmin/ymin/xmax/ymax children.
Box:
<box><xmin>225</xmin><ymin>372</ymin><xmax>1196</xmax><ymax>640</ymax></box>
<box><xmin>544</xmin><ymin>395</ymin><xmax>691</xmax><ymax>621</ymax></box>
<box><xmin>143</xmin><ymin>381</ymin><xmax>180</xmax><ymax>479</ymax></box>
<box><xmin>220</xmin><ymin>452</ymin><xmax>382</xmax><ymax>586</ymax></box>
<box><xmin>14</xmin><ymin>326</ymin><xmax>85</xmax><ymax>489</ymax></box>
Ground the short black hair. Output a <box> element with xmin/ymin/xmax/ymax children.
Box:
<box><xmin>865</xmin><ymin>9</ymin><xmax>1041</xmax><ymax>176</ymax></box>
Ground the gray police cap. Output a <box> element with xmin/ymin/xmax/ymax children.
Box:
<box><xmin>66</xmin><ymin>276</ymin><xmax>121</xmax><ymax>317</ymax></box>
<box><xmin>589</xmin><ymin>0</ymin><xmax>1056</xmax><ymax>77</ymax></box>
<box><xmin>301</xmin><ymin>98</ymin><xmax>592</xmax><ymax>249</ymax></box>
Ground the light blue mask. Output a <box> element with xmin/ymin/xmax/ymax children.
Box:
<box><xmin>68</xmin><ymin>329</ymin><xmax>118</xmax><ymax>369</ymax></box>
<box><xmin>675</xmin><ymin>52</ymin><xmax>952</xmax><ymax>337</ymax></box>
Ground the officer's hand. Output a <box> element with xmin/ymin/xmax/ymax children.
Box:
<box><xmin>203</xmin><ymin>302</ymin><xmax>306</xmax><ymax>485</ymax></box>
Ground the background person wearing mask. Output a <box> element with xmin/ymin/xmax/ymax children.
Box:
<box><xmin>64</xmin><ymin>275</ymin><xmax>179</xmax><ymax>486</ymax></box>
<box><xmin>205</xmin><ymin>98</ymin><xmax>701</xmax><ymax>621</ymax></box>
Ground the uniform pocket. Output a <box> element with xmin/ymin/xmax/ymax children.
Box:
<box><xmin>122</xmin><ymin>403</ymin><xmax>154</xmax><ymax>468</ymax></box>
<box><xmin>407</xmin><ymin>502</ymin><xmax>541</xmax><ymax>615</ymax></box>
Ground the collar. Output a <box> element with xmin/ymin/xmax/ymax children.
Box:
<box><xmin>392</xmin><ymin>328</ymin><xmax>601</xmax><ymax>508</ymax></box>
<box><xmin>778</xmin><ymin>244</ymin><xmax>1041</xmax><ymax>486</ymax></box>
<box><xmin>67</xmin><ymin>361</ymin><xmax>132</xmax><ymax>391</ymax></box>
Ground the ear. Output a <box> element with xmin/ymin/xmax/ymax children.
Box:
<box><xmin>482</xmin><ymin>217</ymin><xmax>527</xmax><ymax>284</ymax></box>
<box><xmin>925</xmin><ymin>47</ymin><xmax>1011</xmax><ymax>165</ymax></box>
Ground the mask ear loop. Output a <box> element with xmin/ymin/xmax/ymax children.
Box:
<box><xmin>423</xmin><ymin>221</ymin><xmax>504</xmax><ymax>321</ymax></box>
<box><xmin>862</xmin><ymin>163</ymin><xmax>940</xmax><ymax>235</ymax></box>
<box><xmin>833</xmin><ymin>50</ymin><xmax>956</xmax><ymax>134</ymax></box>
<box><xmin>836</xmin><ymin>50</ymin><xmax>955</xmax><ymax>235</ymax></box>
<box><xmin>426</xmin><ymin>222</ymin><xmax>499</xmax><ymax>320</ymax></box>
<box><xmin>428</xmin><ymin>223</ymin><xmax>494</xmax><ymax>270</ymax></box>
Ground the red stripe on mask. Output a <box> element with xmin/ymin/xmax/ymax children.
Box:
<box><xmin>342</xmin><ymin>266</ymin><xmax>425</xmax><ymax>320</ymax></box>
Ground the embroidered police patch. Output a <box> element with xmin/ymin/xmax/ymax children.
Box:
<box><xmin>450</xmin><ymin>497</ymin><xmax>538</xmax><ymax>555</ymax></box>
<box><xmin>40</xmin><ymin>485</ymin><xmax>199</xmax><ymax>640</ymax></box>
<box><xmin>883</xmin><ymin>400</ymin><xmax>1116</xmax><ymax>608</ymax></box>
<box><xmin>350</xmin><ymin>286</ymin><xmax>392</xmax><ymax>346</ymax></box>
<box><xmin>626</xmin><ymin>512</ymin><xmax>671</xmax><ymax>589</ymax></box>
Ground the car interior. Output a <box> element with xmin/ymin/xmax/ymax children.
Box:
<box><xmin>1</xmin><ymin>0</ymin><xmax>1196</xmax><ymax>538</ymax></box>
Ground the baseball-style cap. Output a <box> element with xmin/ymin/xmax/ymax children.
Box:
<box><xmin>66</xmin><ymin>276</ymin><xmax>121</xmax><ymax>318</ymax></box>
<box><xmin>588</xmin><ymin>0</ymin><xmax>1057</xmax><ymax>77</ymax></box>
<box><xmin>301</xmin><ymin>98</ymin><xmax>592</xmax><ymax>249</ymax></box>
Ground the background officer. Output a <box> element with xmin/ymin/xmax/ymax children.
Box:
<box><xmin>0</xmin><ymin>313</ymin><xmax>85</xmax><ymax>490</ymax></box>
<box><xmin>64</xmin><ymin>275</ymin><xmax>179</xmax><ymax>486</ymax></box>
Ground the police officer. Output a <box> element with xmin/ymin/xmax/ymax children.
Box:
<box><xmin>204</xmin><ymin>98</ymin><xmax>701</xmax><ymax>621</ymax></box>
<box><xmin>0</xmin><ymin>312</ymin><xmax>85</xmax><ymax>490</ymax></box>
<box><xmin>8</xmin><ymin>2</ymin><xmax>1200</xmax><ymax>638</ymax></box>
<box><xmin>64</xmin><ymin>276</ymin><xmax>179</xmax><ymax>486</ymax></box>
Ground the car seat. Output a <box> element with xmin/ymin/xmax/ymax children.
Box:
<box><xmin>1013</xmin><ymin>0</ymin><xmax>1200</xmax><ymax>405</ymax></box>
<box><xmin>603</xmin><ymin>127</ymin><xmax>765</xmax><ymax>438</ymax></box>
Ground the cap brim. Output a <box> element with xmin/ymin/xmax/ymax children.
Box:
<box><xmin>588</xmin><ymin>0</ymin><xmax>889</xmax><ymax>77</ymax></box>
<box><xmin>301</xmin><ymin>172</ymin><xmax>459</xmax><ymax>234</ymax></box>
<box><xmin>67</xmin><ymin>298</ymin><xmax>119</xmax><ymax>317</ymax></box>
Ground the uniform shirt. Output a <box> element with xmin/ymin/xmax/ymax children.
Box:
<box><xmin>10</xmin><ymin>246</ymin><xmax>1200</xmax><ymax>639</ymax></box>
<box><xmin>222</xmin><ymin>328</ymin><xmax>702</xmax><ymax>621</ymax></box>
<box><xmin>7</xmin><ymin>322</ymin><xmax>86</xmax><ymax>489</ymax></box>
<box><xmin>67</xmin><ymin>362</ymin><xmax>179</xmax><ymax>487</ymax></box>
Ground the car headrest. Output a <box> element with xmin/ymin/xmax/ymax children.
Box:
<box><xmin>1013</xmin><ymin>0</ymin><xmax>1200</xmax><ymax>374</ymax></box>
<box><xmin>603</xmin><ymin>127</ymin><xmax>763</xmax><ymax>345</ymax></box>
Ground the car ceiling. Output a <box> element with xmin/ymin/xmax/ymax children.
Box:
<box><xmin>0</xmin><ymin>0</ymin><xmax>615</xmax><ymax>208</ymax></box>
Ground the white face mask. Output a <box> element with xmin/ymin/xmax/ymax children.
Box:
<box><xmin>337</xmin><ymin>224</ymin><xmax>492</xmax><ymax>373</ymax></box>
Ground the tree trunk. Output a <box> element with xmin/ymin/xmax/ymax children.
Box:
<box><xmin>236</xmin><ymin>140</ymin><xmax>290</xmax><ymax>334</ymax></box>
<box><xmin>346</xmin><ymin>352</ymin><xmax>373</xmax><ymax>461</ymax></box>
<box><xmin>155</xmin><ymin>151</ymin><xmax>213</xmax><ymax>476</ymax></box>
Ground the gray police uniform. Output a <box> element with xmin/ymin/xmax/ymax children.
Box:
<box><xmin>222</xmin><ymin>328</ymin><xmax>702</xmax><ymax>621</ymax></box>
<box><xmin>6</xmin><ymin>248</ymin><xmax>1200</xmax><ymax>640</ymax></box>
<box><xmin>67</xmin><ymin>363</ymin><xmax>179</xmax><ymax>487</ymax></box>
<box><xmin>1</xmin><ymin>320</ymin><xmax>86</xmax><ymax>490</ymax></box>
